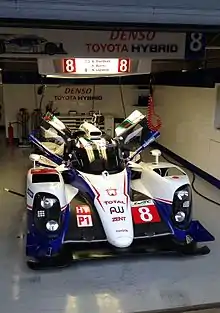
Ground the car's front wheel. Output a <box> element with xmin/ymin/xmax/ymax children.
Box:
<box><xmin>26</xmin><ymin>246</ymin><xmax>72</xmax><ymax>270</ymax></box>
<box><xmin>177</xmin><ymin>241</ymin><xmax>210</xmax><ymax>256</ymax></box>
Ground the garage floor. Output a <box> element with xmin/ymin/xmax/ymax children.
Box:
<box><xmin>1</xmin><ymin>135</ymin><xmax>220</xmax><ymax>313</ymax></box>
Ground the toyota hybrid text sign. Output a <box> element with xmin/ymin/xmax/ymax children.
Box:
<box><xmin>0</xmin><ymin>28</ymin><xmax>205</xmax><ymax>59</ymax></box>
<box><xmin>85</xmin><ymin>31</ymin><xmax>184</xmax><ymax>58</ymax></box>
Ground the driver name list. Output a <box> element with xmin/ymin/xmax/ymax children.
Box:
<box><xmin>77</xmin><ymin>59</ymin><xmax>116</xmax><ymax>73</ymax></box>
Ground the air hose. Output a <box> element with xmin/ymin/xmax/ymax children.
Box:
<box><xmin>147</xmin><ymin>94</ymin><xmax>162</xmax><ymax>131</ymax></box>
<box><xmin>147</xmin><ymin>76</ymin><xmax>162</xmax><ymax>131</ymax></box>
<box><xmin>162</xmin><ymin>153</ymin><xmax>220</xmax><ymax>207</ymax></box>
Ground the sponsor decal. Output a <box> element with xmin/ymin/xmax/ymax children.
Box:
<box><xmin>116</xmin><ymin>229</ymin><xmax>128</xmax><ymax>233</ymax></box>
<box><xmin>75</xmin><ymin>205</ymin><xmax>93</xmax><ymax>227</ymax></box>
<box><xmin>132</xmin><ymin>200</ymin><xmax>153</xmax><ymax>206</ymax></box>
<box><xmin>27</xmin><ymin>188</ymin><xmax>34</xmax><ymax>198</ymax></box>
<box><xmin>106</xmin><ymin>188</ymin><xmax>117</xmax><ymax>196</ymax></box>
<box><xmin>132</xmin><ymin>205</ymin><xmax>161</xmax><ymax>224</ymax></box>
<box><xmin>110</xmin><ymin>206</ymin><xmax>125</xmax><ymax>214</ymax></box>
<box><xmin>104</xmin><ymin>200</ymin><xmax>125</xmax><ymax>205</ymax></box>
<box><xmin>75</xmin><ymin>205</ymin><xmax>91</xmax><ymax>215</ymax></box>
<box><xmin>112</xmin><ymin>216</ymin><xmax>126</xmax><ymax>222</ymax></box>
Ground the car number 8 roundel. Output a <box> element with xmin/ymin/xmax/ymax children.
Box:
<box><xmin>132</xmin><ymin>205</ymin><xmax>161</xmax><ymax>224</ymax></box>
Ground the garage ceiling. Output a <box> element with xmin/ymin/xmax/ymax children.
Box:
<box><xmin>2</xmin><ymin>0</ymin><xmax>220</xmax><ymax>25</ymax></box>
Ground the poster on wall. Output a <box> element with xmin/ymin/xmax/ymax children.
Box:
<box><xmin>0</xmin><ymin>28</ymin><xmax>206</xmax><ymax>60</ymax></box>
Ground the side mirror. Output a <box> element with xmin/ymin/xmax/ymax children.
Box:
<box><xmin>127</xmin><ymin>161</ymin><xmax>143</xmax><ymax>172</ymax></box>
<box><xmin>29</xmin><ymin>154</ymin><xmax>40</xmax><ymax>162</ymax></box>
<box><xmin>29</xmin><ymin>154</ymin><xmax>58</xmax><ymax>168</ymax></box>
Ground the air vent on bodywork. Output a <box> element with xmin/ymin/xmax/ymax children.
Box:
<box><xmin>32</xmin><ymin>174</ymin><xmax>60</xmax><ymax>183</ymax></box>
<box><xmin>153</xmin><ymin>167</ymin><xmax>186</xmax><ymax>177</ymax></box>
<box><xmin>131</xmin><ymin>189</ymin><xmax>151</xmax><ymax>201</ymax></box>
<box><xmin>131</xmin><ymin>171</ymin><xmax>142</xmax><ymax>180</ymax></box>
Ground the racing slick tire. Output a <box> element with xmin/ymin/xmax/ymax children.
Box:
<box><xmin>44</xmin><ymin>42</ymin><xmax>58</xmax><ymax>55</ymax></box>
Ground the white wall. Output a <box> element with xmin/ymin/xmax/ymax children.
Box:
<box><xmin>3</xmin><ymin>84</ymin><xmax>145</xmax><ymax>137</ymax></box>
<box><xmin>154</xmin><ymin>85</ymin><xmax>220</xmax><ymax>180</ymax></box>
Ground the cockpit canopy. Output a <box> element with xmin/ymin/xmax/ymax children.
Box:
<box><xmin>73</xmin><ymin>135</ymin><xmax>125</xmax><ymax>175</ymax></box>
<box><xmin>29</xmin><ymin>110</ymin><xmax>158</xmax><ymax>174</ymax></box>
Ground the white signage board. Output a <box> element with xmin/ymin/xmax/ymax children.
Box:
<box><xmin>0</xmin><ymin>28</ymin><xmax>206</xmax><ymax>60</ymax></box>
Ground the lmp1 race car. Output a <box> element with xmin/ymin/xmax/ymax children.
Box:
<box><xmin>25</xmin><ymin>110</ymin><xmax>214</xmax><ymax>269</ymax></box>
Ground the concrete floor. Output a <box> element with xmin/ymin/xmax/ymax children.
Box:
<box><xmin>1</xmin><ymin>138</ymin><xmax>220</xmax><ymax>313</ymax></box>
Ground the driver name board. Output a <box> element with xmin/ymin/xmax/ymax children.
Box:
<box><xmin>62</xmin><ymin>58</ymin><xmax>131</xmax><ymax>75</ymax></box>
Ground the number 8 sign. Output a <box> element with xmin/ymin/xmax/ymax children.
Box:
<box><xmin>118</xmin><ymin>58</ymin><xmax>130</xmax><ymax>73</ymax></box>
<box><xmin>132</xmin><ymin>205</ymin><xmax>161</xmax><ymax>224</ymax></box>
<box><xmin>185</xmin><ymin>32</ymin><xmax>206</xmax><ymax>60</ymax></box>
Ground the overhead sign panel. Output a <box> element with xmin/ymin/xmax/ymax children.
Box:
<box><xmin>0</xmin><ymin>28</ymin><xmax>206</xmax><ymax>60</ymax></box>
<box><xmin>62</xmin><ymin>58</ymin><xmax>131</xmax><ymax>75</ymax></box>
<box><xmin>38</xmin><ymin>58</ymin><xmax>152</xmax><ymax>78</ymax></box>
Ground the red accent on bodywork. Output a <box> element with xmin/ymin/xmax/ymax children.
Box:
<box><xmin>31</xmin><ymin>168</ymin><xmax>58</xmax><ymax>175</ymax></box>
<box><xmin>92</xmin><ymin>186</ymin><xmax>105</xmax><ymax>211</ymax></box>
<box><xmin>155</xmin><ymin>197</ymin><xmax>172</xmax><ymax>204</ymax></box>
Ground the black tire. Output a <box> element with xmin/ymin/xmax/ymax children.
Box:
<box><xmin>178</xmin><ymin>242</ymin><xmax>210</xmax><ymax>256</ymax></box>
<box><xmin>0</xmin><ymin>41</ymin><xmax>6</xmax><ymax>54</ymax></box>
<box><xmin>44</xmin><ymin>42</ymin><xmax>58</xmax><ymax>55</ymax></box>
<box><xmin>26</xmin><ymin>246</ymin><xmax>72</xmax><ymax>270</ymax></box>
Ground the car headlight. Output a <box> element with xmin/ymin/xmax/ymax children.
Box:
<box><xmin>33</xmin><ymin>192</ymin><xmax>62</xmax><ymax>236</ymax></box>
<box><xmin>172</xmin><ymin>184</ymin><xmax>192</xmax><ymax>228</ymax></box>
<box><xmin>46</xmin><ymin>220</ymin><xmax>59</xmax><ymax>231</ymax></box>
<box><xmin>41</xmin><ymin>197</ymin><xmax>56</xmax><ymax>209</ymax></box>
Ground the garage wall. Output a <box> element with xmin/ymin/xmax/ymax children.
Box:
<box><xmin>0</xmin><ymin>86</ymin><xmax>4</xmax><ymax>127</ymax></box>
<box><xmin>154</xmin><ymin>85</ymin><xmax>220</xmax><ymax>180</ymax></box>
<box><xmin>3</xmin><ymin>84</ymin><xmax>144</xmax><ymax>137</ymax></box>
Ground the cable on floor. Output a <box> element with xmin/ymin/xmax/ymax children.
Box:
<box><xmin>161</xmin><ymin>153</ymin><xmax>220</xmax><ymax>207</ymax></box>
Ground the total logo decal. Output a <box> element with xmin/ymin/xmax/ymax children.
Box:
<box><xmin>106</xmin><ymin>188</ymin><xmax>117</xmax><ymax>196</ymax></box>
<box><xmin>104</xmin><ymin>200</ymin><xmax>125</xmax><ymax>205</ymax></box>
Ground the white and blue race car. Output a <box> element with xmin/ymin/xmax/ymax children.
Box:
<box><xmin>25</xmin><ymin>110</ymin><xmax>214</xmax><ymax>269</ymax></box>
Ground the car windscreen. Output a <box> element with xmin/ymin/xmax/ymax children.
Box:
<box><xmin>75</xmin><ymin>140</ymin><xmax>124</xmax><ymax>175</ymax></box>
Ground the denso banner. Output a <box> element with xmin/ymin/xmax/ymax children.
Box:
<box><xmin>0</xmin><ymin>28</ymin><xmax>206</xmax><ymax>59</ymax></box>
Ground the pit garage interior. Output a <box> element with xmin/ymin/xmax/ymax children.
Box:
<box><xmin>2</xmin><ymin>26</ymin><xmax>220</xmax><ymax>313</ymax></box>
